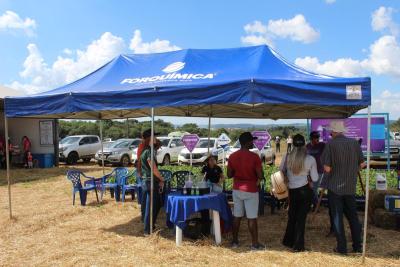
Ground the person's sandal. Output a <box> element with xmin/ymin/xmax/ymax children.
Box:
<box><xmin>250</xmin><ymin>243</ymin><xmax>266</xmax><ymax>251</ymax></box>
<box><xmin>231</xmin><ymin>241</ymin><xmax>239</xmax><ymax>248</ymax></box>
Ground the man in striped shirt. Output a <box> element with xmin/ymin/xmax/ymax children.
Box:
<box><xmin>321</xmin><ymin>120</ymin><xmax>366</xmax><ymax>255</ymax></box>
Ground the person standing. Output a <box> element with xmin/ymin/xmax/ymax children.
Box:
<box><xmin>22</xmin><ymin>136</ymin><xmax>32</xmax><ymax>168</ymax></box>
<box><xmin>287</xmin><ymin>135</ymin><xmax>293</xmax><ymax>153</ymax></box>
<box><xmin>321</xmin><ymin>120</ymin><xmax>365</xmax><ymax>255</ymax></box>
<box><xmin>275</xmin><ymin>136</ymin><xmax>281</xmax><ymax>153</ymax></box>
<box><xmin>227</xmin><ymin>132</ymin><xmax>265</xmax><ymax>250</ymax></box>
<box><xmin>137</xmin><ymin>129</ymin><xmax>158</xmax><ymax>220</ymax></box>
<box><xmin>140</xmin><ymin>138</ymin><xmax>164</xmax><ymax>235</ymax></box>
<box><xmin>281</xmin><ymin>134</ymin><xmax>319</xmax><ymax>252</ymax></box>
<box><xmin>306</xmin><ymin>131</ymin><xmax>325</xmax><ymax>208</ymax></box>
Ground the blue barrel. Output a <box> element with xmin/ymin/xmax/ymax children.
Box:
<box><xmin>32</xmin><ymin>153</ymin><xmax>54</xmax><ymax>168</ymax></box>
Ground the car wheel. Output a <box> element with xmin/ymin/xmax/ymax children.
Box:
<box><xmin>67</xmin><ymin>152</ymin><xmax>79</xmax><ymax>165</ymax></box>
<box><xmin>121</xmin><ymin>155</ymin><xmax>130</xmax><ymax>167</ymax></box>
<box><xmin>162</xmin><ymin>154</ymin><xmax>170</xmax><ymax>165</ymax></box>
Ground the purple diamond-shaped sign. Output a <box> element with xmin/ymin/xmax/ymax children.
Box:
<box><xmin>252</xmin><ymin>131</ymin><xmax>271</xmax><ymax>151</ymax></box>
<box><xmin>181</xmin><ymin>134</ymin><xmax>200</xmax><ymax>153</ymax></box>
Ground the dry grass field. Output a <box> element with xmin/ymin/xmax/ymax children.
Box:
<box><xmin>0</xmin><ymin>162</ymin><xmax>399</xmax><ymax>266</ymax></box>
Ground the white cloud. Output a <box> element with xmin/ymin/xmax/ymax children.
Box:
<box><xmin>325</xmin><ymin>0</ymin><xmax>336</xmax><ymax>4</ymax></box>
<box><xmin>267</xmin><ymin>15</ymin><xmax>320</xmax><ymax>43</ymax></box>
<box><xmin>241</xmin><ymin>15</ymin><xmax>319</xmax><ymax>47</ymax></box>
<box><xmin>294</xmin><ymin>56</ymin><xmax>365</xmax><ymax>77</ymax></box>
<box><xmin>0</xmin><ymin>10</ymin><xmax>36</xmax><ymax>36</ymax></box>
<box><xmin>295</xmin><ymin>6</ymin><xmax>400</xmax><ymax>79</ymax></box>
<box><xmin>372</xmin><ymin>89</ymin><xmax>400</xmax><ymax>118</ymax></box>
<box><xmin>9</xmin><ymin>30</ymin><xmax>180</xmax><ymax>94</ymax></box>
<box><xmin>295</xmin><ymin>34</ymin><xmax>400</xmax><ymax>78</ymax></box>
<box><xmin>371</xmin><ymin>6</ymin><xmax>399</xmax><ymax>36</ymax></box>
<box><xmin>364</xmin><ymin>35</ymin><xmax>400</xmax><ymax>77</ymax></box>
<box><xmin>129</xmin><ymin>30</ymin><xmax>180</xmax><ymax>54</ymax></box>
<box><xmin>10</xmin><ymin>32</ymin><xmax>126</xmax><ymax>93</ymax></box>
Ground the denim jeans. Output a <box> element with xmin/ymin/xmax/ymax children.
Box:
<box><xmin>283</xmin><ymin>185</ymin><xmax>313</xmax><ymax>251</ymax></box>
<box><xmin>312</xmin><ymin>173</ymin><xmax>323</xmax><ymax>206</ymax></box>
<box><xmin>328</xmin><ymin>190</ymin><xmax>361</xmax><ymax>253</ymax></box>
<box><xmin>141</xmin><ymin>180</ymin><xmax>161</xmax><ymax>234</ymax></box>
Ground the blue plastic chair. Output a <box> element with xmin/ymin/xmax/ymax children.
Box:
<box><xmin>66</xmin><ymin>170</ymin><xmax>99</xmax><ymax>206</ymax></box>
<box><xmin>159</xmin><ymin>169</ymin><xmax>173</xmax><ymax>193</ymax></box>
<box><xmin>121</xmin><ymin>169</ymin><xmax>139</xmax><ymax>202</ymax></box>
<box><xmin>100</xmin><ymin>167</ymin><xmax>129</xmax><ymax>201</ymax></box>
<box><xmin>171</xmin><ymin>170</ymin><xmax>192</xmax><ymax>189</ymax></box>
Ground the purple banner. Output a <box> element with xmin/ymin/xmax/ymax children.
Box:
<box><xmin>252</xmin><ymin>131</ymin><xmax>271</xmax><ymax>151</ymax></box>
<box><xmin>311</xmin><ymin>117</ymin><xmax>385</xmax><ymax>152</ymax></box>
<box><xmin>181</xmin><ymin>134</ymin><xmax>200</xmax><ymax>153</ymax></box>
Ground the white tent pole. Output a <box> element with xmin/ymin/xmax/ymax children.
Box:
<box><xmin>126</xmin><ymin>118</ymin><xmax>129</xmax><ymax>138</ymax></box>
<box><xmin>362</xmin><ymin>105</ymin><xmax>371</xmax><ymax>263</ymax></box>
<box><xmin>150</xmin><ymin>107</ymin><xmax>155</xmax><ymax>234</ymax></box>
<box><xmin>4</xmin><ymin>113</ymin><xmax>12</xmax><ymax>219</ymax></box>
<box><xmin>99</xmin><ymin>120</ymin><xmax>105</xmax><ymax>175</ymax></box>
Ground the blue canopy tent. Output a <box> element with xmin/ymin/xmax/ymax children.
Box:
<box><xmin>4</xmin><ymin>45</ymin><xmax>372</xmax><ymax>258</ymax></box>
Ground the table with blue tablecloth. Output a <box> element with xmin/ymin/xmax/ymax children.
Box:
<box><xmin>165</xmin><ymin>192</ymin><xmax>233</xmax><ymax>246</ymax></box>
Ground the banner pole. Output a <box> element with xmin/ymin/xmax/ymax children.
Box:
<box><xmin>4</xmin><ymin>113</ymin><xmax>12</xmax><ymax>219</ymax></box>
<box><xmin>362</xmin><ymin>106</ymin><xmax>371</xmax><ymax>263</ymax></box>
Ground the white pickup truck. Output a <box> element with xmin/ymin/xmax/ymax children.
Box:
<box><xmin>59</xmin><ymin>135</ymin><xmax>101</xmax><ymax>164</ymax></box>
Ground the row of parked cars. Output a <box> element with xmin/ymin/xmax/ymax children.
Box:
<box><xmin>58</xmin><ymin>135</ymin><xmax>276</xmax><ymax>166</ymax></box>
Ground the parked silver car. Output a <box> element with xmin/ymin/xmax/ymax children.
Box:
<box><xmin>95</xmin><ymin>138</ymin><xmax>141</xmax><ymax>166</ymax></box>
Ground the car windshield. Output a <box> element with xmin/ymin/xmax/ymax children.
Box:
<box><xmin>197</xmin><ymin>140</ymin><xmax>215</xmax><ymax>148</ymax></box>
<box><xmin>112</xmin><ymin>140</ymin><xmax>132</xmax><ymax>148</ymax></box>
<box><xmin>160</xmin><ymin>139</ymin><xmax>170</xmax><ymax>147</ymax></box>
<box><xmin>60</xmin><ymin>136</ymin><xmax>80</xmax><ymax>145</ymax></box>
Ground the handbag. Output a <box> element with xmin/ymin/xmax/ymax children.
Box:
<box><xmin>270</xmin><ymin>155</ymin><xmax>289</xmax><ymax>200</ymax></box>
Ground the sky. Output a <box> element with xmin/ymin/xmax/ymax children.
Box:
<box><xmin>0</xmin><ymin>0</ymin><xmax>399</xmax><ymax>125</ymax></box>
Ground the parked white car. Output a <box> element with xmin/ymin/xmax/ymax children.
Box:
<box><xmin>226</xmin><ymin>140</ymin><xmax>275</xmax><ymax>165</ymax></box>
<box><xmin>132</xmin><ymin>136</ymin><xmax>185</xmax><ymax>165</ymax></box>
<box><xmin>59</xmin><ymin>135</ymin><xmax>101</xmax><ymax>165</ymax></box>
<box><xmin>178</xmin><ymin>138</ymin><xmax>224</xmax><ymax>165</ymax></box>
<box><xmin>95</xmin><ymin>138</ymin><xmax>141</xmax><ymax>166</ymax></box>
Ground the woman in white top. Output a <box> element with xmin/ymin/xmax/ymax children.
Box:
<box><xmin>280</xmin><ymin>134</ymin><xmax>318</xmax><ymax>252</ymax></box>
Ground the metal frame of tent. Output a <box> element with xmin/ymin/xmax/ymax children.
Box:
<box><xmin>3</xmin><ymin>45</ymin><xmax>372</xmax><ymax>262</ymax></box>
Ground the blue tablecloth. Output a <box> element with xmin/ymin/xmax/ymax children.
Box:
<box><xmin>165</xmin><ymin>192</ymin><xmax>233</xmax><ymax>229</ymax></box>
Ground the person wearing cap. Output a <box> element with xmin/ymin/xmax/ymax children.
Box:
<box><xmin>140</xmin><ymin>137</ymin><xmax>164</xmax><ymax>235</ymax></box>
<box><xmin>306</xmin><ymin>131</ymin><xmax>326</xmax><ymax>208</ymax></box>
<box><xmin>280</xmin><ymin>134</ymin><xmax>319</xmax><ymax>252</ymax></box>
<box><xmin>321</xmin><ymin>120</ymin><xmax>365</xmax><ymax>255</ymax></box>
<box><xmin>227</xmin><ymin>132</ymin><xmax>265</xmax><ymax>250</ymax></box>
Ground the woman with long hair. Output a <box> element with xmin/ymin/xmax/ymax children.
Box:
<box><xmin>280</xmin><ymin>134</ymin><xmax>319</xmax><ymax>252</ymax></box>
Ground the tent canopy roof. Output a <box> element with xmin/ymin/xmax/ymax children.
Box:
<box><xmin>5</xmin><ymin>45</ymin><xmax>371</xmax><ymax>119</ymax></box>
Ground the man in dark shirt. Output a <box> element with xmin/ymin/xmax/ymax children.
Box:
<box><xmin>321</xmin><ymin>121</ymin><xmax>365</xmax><ymax>255</ymax></box>
<box><xmin>306</xmin><ymin>131</ymin><xmax>325</xmax><ymax>207</ymax></box>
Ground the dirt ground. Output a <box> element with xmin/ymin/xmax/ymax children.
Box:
<box><xmin>1</xmin><ymin>160</ymin><xmax>400</xmax><ymax>266</ymax></box>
